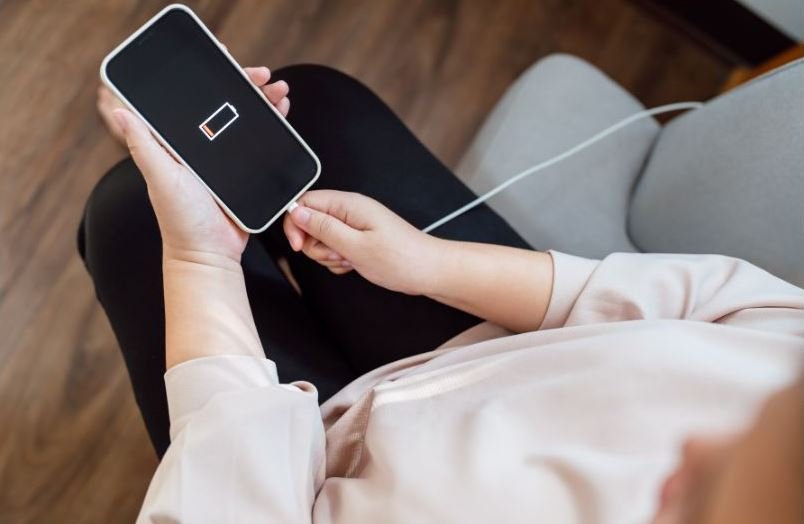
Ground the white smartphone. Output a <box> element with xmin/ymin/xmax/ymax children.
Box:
<box><xmin>100</xmin><ymin>4</ymin><xmax>320</xmax><ymax>233</ymax></box>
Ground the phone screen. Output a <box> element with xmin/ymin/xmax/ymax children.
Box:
<box><xmin>105</xmin><ymin>8</ymin><xmax>318</xmax><ymax>231</ymax></box>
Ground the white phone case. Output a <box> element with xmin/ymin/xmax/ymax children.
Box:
<box><xmin>99</xmin><ymin>3</ymin><xmax>321</xmax><ymax>234</ymax></box>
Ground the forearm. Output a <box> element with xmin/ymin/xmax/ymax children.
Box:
<box><xmin>423</xmin><ymin>240</ymin><xmax>554</xmax><ymax>333</ymax></box>
<box><xmin>163</xmin><ymin>251</ymin><xmax>263</xmax><ymax>369</ymax></box>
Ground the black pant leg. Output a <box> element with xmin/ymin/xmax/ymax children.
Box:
<box><xmin>78</xmin><ymin>159</ymin><xmax>170</xmax><ymax>456</ymax></box>
<box><xmin>78</xmin><ymin>158</ymin><xmax>355</xmax><ymax>457</ymax></box>
<box><xmin>240</xmin><ymin>239</ymin><xmax>357</xmax><ymax>398</ymax></box>
<box><xmin>258</xmin><ymin>65</ymin><xmax>531</xmax><ymax>375</ymax></box>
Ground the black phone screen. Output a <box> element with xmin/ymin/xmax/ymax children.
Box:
<box><xmin>105</xmin><ymin>7</ymin><xmax>318</xmax><ymax>231</ymax></box>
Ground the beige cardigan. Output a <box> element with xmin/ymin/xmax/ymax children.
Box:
<box><xmin>138</xmin><ymin>252</ymin><xmax>804</xmax><ymax>523</ymax></box>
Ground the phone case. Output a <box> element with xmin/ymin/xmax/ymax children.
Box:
<box><xmin>99</xmin><ymin>3</ymin><xmax>321</xmax><ymax>233</ymax></box>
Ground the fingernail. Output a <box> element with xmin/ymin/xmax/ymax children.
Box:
<box><xmin>327</xmin><ymin>252</ymin><xmax>342</xmax><ymax>261</ymax></box>
<box><xmin>287</xmin><ymin>201</ymin><xmax>299</xmax><ymax>213</ymax></box>
<box><xmin>112</xmin><ymin>109</ymin><xmax>128</xmax><ymax>133</ymax></box>
<box><xmin>292</xmin><ymin>206</ymin><xmax>311</xmax><ymax>225</ymax></box>
<box><xmin>340</xmin><ymin>260</ymin><xmax>352</xmax><ymax>268</ymax></box>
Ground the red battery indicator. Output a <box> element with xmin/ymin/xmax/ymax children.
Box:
<box><xmin>199</xmin><ymin>102</ymin><xmax>238</xmax><ymax>140</ymax></box>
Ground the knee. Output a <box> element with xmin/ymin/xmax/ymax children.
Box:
<box><xmin>272</xmin><ymin>64</ymin><xmax>375</xmax><ymax>109</ymax></box>
<box><xmin>78</xmin><ymin>158</ymin><xmax>159</xmax><ymax>265</ymax></box>
<box><xmin>274</xmin><ymin>64</ymin><xmax>358</xmax><ymax>88</ymax></box>
<box><xmin>83</xmin><ymin>158</ymin><xmax>152</xmax><ymax>236</ymax></box>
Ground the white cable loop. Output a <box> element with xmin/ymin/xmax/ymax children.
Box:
<box><xmin>422</xmin><ymin>102</ymin><xmax>703</xmax><ymax>233</ymax></box>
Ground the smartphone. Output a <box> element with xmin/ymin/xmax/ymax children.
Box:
<box><xmin>100</xmin><ymin>4</ymin><xmax>320</xmax><ymax>233</ymax></box>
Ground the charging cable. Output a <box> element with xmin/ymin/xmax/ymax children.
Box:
<box><xmin>422</xmin><ymin>101</ymin><xmax>703</xmax><ymax>233</ymax></box>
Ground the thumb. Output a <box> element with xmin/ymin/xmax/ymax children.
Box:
<box><xmin>290</xmin><ymin>205</ymin><xmax>359</xmax><ymax>254</ymax></box>
<box><xmin>113</xmin><ymin>109</ymin><xmax>180</xmax><ymax>189</ymax></box>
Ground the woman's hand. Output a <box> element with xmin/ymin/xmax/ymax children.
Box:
<box><xmin>106</xmin><ymin>67</ymin><xmax>290</xmax><ymax>266</ymax></box>
<box><xmin>286</xmin><ymin>190</ymin><xmax>555</xmax><ymax>333</ymax></box>
<box><xmin>284</xmin><ymin>190</ymin><xmax>444</xmax><ymax>295</ymax></box>
<box><xmin>106</xmin><ymin>67</ymin><xmax>288</xmax><ymax>367</ymax></box>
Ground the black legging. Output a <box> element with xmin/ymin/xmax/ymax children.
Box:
<box><xmin>78</xmin><ymin>65</ymin><xmax>530</xmax><ymax>457</ymax></box>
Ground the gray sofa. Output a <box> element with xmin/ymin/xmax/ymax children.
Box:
<box><xmin>457</xmin><ymin>54</ymin><xmax>803</xmax><ymax>287</ymax></box>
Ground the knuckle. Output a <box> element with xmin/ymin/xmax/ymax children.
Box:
<box><xmin>316</xmin><ymin>215</ymin><xmax>333</xmax><ymax>237</ymax></box>
<box><xmin>351</xmin><ymin>191</ymin><xmax>373</xmax><ymax>206</ymax></box>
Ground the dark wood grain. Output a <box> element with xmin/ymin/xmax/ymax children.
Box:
<box><xmin>0</xmin><ymin>1</ymin><xmax>727</xmax><ymax>522</ymax></box>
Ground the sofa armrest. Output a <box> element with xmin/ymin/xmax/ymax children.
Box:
<box><xmin>457</xmin><ymin>54</ymin><xmax>658</xmax><ymax>257</ymax></box>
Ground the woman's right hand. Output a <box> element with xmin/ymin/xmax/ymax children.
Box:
<box><xmin>284</xmin><ymin>190</ymin><xmax>443</xmax><ymax>295</ymax></box>
<box><xmin>287</xmin><ymin>190</ymin><xmax>555</xmax><ymax>333</ymax></box>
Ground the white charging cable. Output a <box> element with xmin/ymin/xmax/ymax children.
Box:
<box><xmin>422</xmin><ymin>101</ymin><xmax>704</xmax><ymax>233</ymax></box>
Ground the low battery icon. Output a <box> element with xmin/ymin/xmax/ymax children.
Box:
<box><xmin>199</xmin><ymin>102</ymin><xmax>238</xmax><ymax>140</ymax></box>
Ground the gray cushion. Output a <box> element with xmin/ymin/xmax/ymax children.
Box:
<box><xmin>457</xmin><ymin>54</ymin><xmax>660</xmax><ymax>258</ymax></box>
<box><xmin>629</xmin><ymin>59</ymin><xmax>804</xmax><ymax>286</ymax></box>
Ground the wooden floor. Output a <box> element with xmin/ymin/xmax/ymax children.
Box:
<box><xmin>0</xmin><ymin>1</ymin><xmax>728</xmax><ymax>522</ymax></box>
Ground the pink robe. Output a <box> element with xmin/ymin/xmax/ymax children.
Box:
<box><xmin>139</xmin><ymin>251</ymin><xmax>804</xmax><ymax>523</ymax></box>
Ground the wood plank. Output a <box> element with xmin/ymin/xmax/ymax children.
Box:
<box><xmin>0</xmin><ymin>1</ymin><xmax>728</xmax><ymax>522</ymax></box>
<box><xmin>722</xmin><ymin>44</ymin><xmax>804</xmax><ymax>92</ymax></box>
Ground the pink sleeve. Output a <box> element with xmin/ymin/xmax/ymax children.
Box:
<box><xmin>542</xmin><ymin>251</ymin><xmax>804</xmax><ymax>336</ymax></box>
<box><xmin>539</xmin><ymin>251</ymin><xmax>599</xmax><ymax>329</ymax></box>
<box><xmin>136</xmin><ymin>356</ymin><xmax>324</xmax><ymax>524</ymax></box>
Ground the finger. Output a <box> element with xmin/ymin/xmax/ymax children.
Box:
<box><xmin>301</xmin><ymin>236</ymin><xmax>335</xmax><ymax>260</ymax></box>
<box><xmin>98</xmin><ymin>86</ymin><xmax>122</xmax><ymax>109</ymax></box>
<box><xmin>320</xmin><ymin>251</ymin><xmax>344</xmax><ymax>263</ymax></box>
<box><xmin>290</xmin><ymin>204</ymin><xmax>360</xmax><ymax>253</ymax></box>
<box><xmin>302</xmin><ymin>237</ymin><xmax>342</xmax><ymax>263</ymax></box>
<box><xmin>283</xmin><ymin>213</ymin><xmax>306</xmax><ymax>251</ymax></box>
<box><xmin>264</xmin><ymin>80</ymin><xmax>289</xmax><ymax>104</ymax></box>
<box><xmin>296</xmin><ymin>190</ymin><xmax>376</xmax><ymax>231</ymax></box>
<box><xmin>98</xmin><ymin>84</ymin><xmax>118</xmax><ymax>99</ymax></box>
<box><xmin>328</xmin><ymin>265</ymin><xmax>353</xmax><ymax>275</ymax></box>
<box><xmin>114</xmin><ymin>109</ymin><xmax>180</xmax><ymax>188</ymax></box>
<box><xmin>244</xmin><ymin>66</ymin><xmax>271</xmax><ymax>86</ymax></box>
<box><xmin>319</xmin><ymin>258</ymin><xmax>347</xmax><ymax>269</ymax></box>
<box><xmin>276</xmin><ymin>97</ymin><xmax>290</xmax><ymax>117</ymax></box>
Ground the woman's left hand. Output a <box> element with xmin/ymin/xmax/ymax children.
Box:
<box><xmin>108</xmin><ymin>66</ymin><xmax>290</xmax><ymax>266</ymax></box>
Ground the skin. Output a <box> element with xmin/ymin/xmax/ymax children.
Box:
<box><xmin>98</xmin><ymin>68</ymin><xmax>802</xmax><ymax>521</ymax></box>
<box><xmin>652</xmin><ymin>376</ymin><xmax>803</xmax><ymax>524</ymax></box>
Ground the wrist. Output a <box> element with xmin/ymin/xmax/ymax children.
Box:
<box><xmin>163</xmin><ymin>245</ymin><xmax>243</xmax><ymax>273</ymax></box>
<box><xmin>161</xmin><ymin>247</ymin><xmax>261</xmax><ymax>370</ymax></box>
<box><xmin>415</xmin><ymin>236</ymin><xmax>456</xmax><ymax>297</ymax></box>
